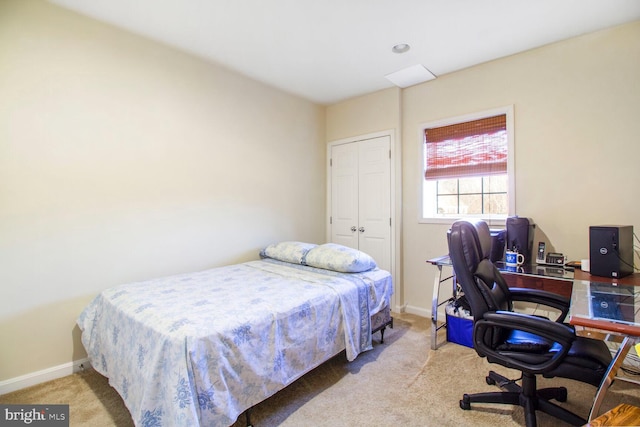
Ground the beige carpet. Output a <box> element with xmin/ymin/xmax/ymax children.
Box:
<box><xmin>2</xmin><ymin>313</ymin><xmax>639</xmax><ymax>426</ymax></box>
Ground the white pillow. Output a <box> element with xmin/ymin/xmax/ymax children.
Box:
<box><xmin>305</xmin><ymin>243</ymin><xmax>377</xmax><ymax>273</ymax></box>
<box><xmin>260</xmin><ymin>241</ymin><xmax>317</xmax><ymax>265</ymax></box>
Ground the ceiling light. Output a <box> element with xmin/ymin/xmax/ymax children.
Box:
<box><xmin>392</xmin><ymin>43</ymin><xmax>410</xmax><ymax>54</ymax></box>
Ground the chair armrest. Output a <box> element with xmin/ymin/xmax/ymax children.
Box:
<box><xmin>474</xmin><ymin>311</ymin><xmax>576</xmax><ymax>374</ymax></box>
<box><xmin>509</xmin><ymin>287</ymin><xmax>570</xmax><ymax>322</ymax></box>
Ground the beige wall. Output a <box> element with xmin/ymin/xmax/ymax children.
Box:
<box><xmin>330</xmin><ymin>21</ymin><xmax>640</xmax><ymax>317</ymax></box>
<box><xmin>0</xmin><ymin>0</ymin><xmax>326</xmax><ymax>382</ymax></box>
<box><xmin>326</xmin><ymin>87</ymin><xmax>401</xmax><ymax>142</ymax></box>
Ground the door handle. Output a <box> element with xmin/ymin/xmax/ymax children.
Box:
<box><xmin>351</xmin><ymin>226</ymin><xmax>357</xmax><ymax>232</ymax></box>
<box><xmin>359</xmin><ymin>227</ymin><xmax>365</xmax><ymax>233</ymax></box>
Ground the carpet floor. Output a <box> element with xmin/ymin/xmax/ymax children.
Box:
<box><xmin>2</xmin><ymin>312</ymin><xmax>639</xmax><ymax>426</ymax></box>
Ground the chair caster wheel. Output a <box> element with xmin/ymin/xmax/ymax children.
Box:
<box><xmin>460</xmin><ymin>394</ymin><xmax>471</xmax><ymax>410</ymax></box>
<box><xmin>556</xmin><ymin>387</ymin><xmax>567</xmax><ymax>402</ymax></box>
<box><xmin>486</xmin><ymin>376</ymin><xmax>496</xmax><ymax>385</ymax></box>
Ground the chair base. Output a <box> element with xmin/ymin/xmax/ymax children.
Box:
<box><xmin>459</xmin><ymin>370</ymin><xmax>586</xmax><ymax>427</ymax></box>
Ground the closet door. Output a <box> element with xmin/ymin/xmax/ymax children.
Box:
<box><xmin>330</xmin><ymin>142</ymin><xmax>359</xmax><ymax>250</ymax></box>
<box><xmin>330</xmin><ymin>136</ymin><xmax>391</xmax><ymax>272</ymax></box>
<box><xmin>357</xmin><ymin>136</ymin><xmax>391</xmax><ymax>272</ymax></box>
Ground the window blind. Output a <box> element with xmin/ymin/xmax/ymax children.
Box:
<box><xmin>425</xmin><ymin>114</ymin><xmax>507</xmax><ymax>180</ymax></box>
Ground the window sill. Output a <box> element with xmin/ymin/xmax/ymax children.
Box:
<box><xmin>419</xmin><ymin>216</ymin><xmax>507</xmax><ymax>228</ymax></box>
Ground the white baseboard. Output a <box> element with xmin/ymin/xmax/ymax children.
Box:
<box><xmin>0</xmin><ymin>358</ymin><xmax>92</xmax><ymax>396</ymax></box>
<box><xmin>404</xmin><ymin>304</ymin><xmax>430</xmax><ymax>318</ymax></box>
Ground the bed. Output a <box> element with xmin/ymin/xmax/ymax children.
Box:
<box><xmin>78</xmin><ymin>241</ymin><xmax>393</xmax><ymax>427</ymax></box>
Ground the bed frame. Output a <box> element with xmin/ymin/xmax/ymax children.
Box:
<box><xmin>371</xmin><ymin>304</ymin><xmax>394</xmax><ymax>343</ymax></box>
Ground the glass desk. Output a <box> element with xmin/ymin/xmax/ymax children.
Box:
<box><xmin>570</xmin><ymin>278</ymin><xmax>640</xmax><ymax>421</ymax></box>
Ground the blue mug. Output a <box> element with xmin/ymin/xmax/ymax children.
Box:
<box><xmin>505</xmin><ymin>250</ymin><xmax>524</xmax><ymax>267</ymax></box>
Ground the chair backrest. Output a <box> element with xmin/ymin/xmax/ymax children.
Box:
<box><xmin>448</xmin><ymin>219</ymin><xmax>513</xmax><ymax>322</ymax></box>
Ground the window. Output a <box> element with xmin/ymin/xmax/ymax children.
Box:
<box><xmin>420</xmin><ymin>106</ymin><xmax>514</xmax><ymax>224</ymax></box>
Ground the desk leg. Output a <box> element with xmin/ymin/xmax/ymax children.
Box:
<box><xmin>431</xmin><ymin>266</ymin><xmax>443</xmax><ymax>350</ymax></box>
<box><xmin>431</xmin><ymin>266</ymin><xmax>457</xmax><ymax>350</ymax></box>
<box><xmin>589</xmin><ymin>336</ymin><xmax>634</xmax><ymax>421</ymax></box>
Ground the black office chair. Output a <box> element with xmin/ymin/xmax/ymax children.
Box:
<box><xmin>447</xmin><ymin>219</ymin><xmax>612</xmax><ymax>427</ymax></box>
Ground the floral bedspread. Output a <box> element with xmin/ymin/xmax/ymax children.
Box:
<box><xmin>77</xmin><ymin>259</ymin><xmax>392</xmax><ymax>426</ymax></box>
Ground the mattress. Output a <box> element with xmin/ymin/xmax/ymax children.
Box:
<box><xmin>78</xmin><ymin>257</ymin><xmax>393</xmax><ymax>426</ymax></box>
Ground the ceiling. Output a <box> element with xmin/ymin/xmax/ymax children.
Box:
<box><xmin>49</xmin><ymin>0</ymin><xmax>640</xmax><ymax>105</ymax></box>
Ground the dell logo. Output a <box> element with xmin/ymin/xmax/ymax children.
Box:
<box><xmin>599</xmin><ymin>247</ymin><xmax>608</xmax><ymax>255</ymax></box>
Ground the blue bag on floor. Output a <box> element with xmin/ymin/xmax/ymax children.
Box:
<box><xmin>445</xmin><ymin>299</ymin><xmax>474</xmax><ymax>348</ymax></box>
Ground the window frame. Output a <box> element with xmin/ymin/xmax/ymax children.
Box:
<box><xmin>418</xmin><ymin>105</ymin><xmax>515</xmax><ymax>226</ymax></box>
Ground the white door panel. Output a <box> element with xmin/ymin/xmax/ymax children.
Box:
<box><xmin>331</xmin><ymin>136</ymin><xmax>391</xmax><ymax>271</ymax></box>
<box><xmin>331</xmin><ymin>143</ymin><xmax>359</xmax><ymax>249</ymax></box>
<box><xmin>359</xmin><ymin>236</ymin><xmax>388</xmax><ymax>272</ymax></box>
<box><xmin>357</xmin><ymin>136</ymin><xmax>390</xmax><ymax>269</ymax></box>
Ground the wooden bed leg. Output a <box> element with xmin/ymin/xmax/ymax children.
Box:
<box><xmin>245</xmin><ymin>408</ymin><xmax>253</xmax><ymax>427</ymax></box>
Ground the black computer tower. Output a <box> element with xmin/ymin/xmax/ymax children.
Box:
<box><xmin>506</xmin><ymin>216</ymin><xmax>535</xmax><ymax>264</ymax></box>
<box><xmin>589</xmin><ymin>225</ymin><xmax>634</xmax><ymax>278</ymax></box>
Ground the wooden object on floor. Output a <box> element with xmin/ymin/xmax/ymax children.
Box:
<box><xmin>585</xmin><ymin>403</ymin><xmax>640</xmax><ymax>426</ymax></box>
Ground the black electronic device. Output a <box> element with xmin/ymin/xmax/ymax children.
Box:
<box><xmin>545</xmin><ymin>252</ymin><xmax>566</xmax><ymax>266</ymax></box>
<box><xmin>489</xmin><ymin>229</ymin><xmax>506</xmax><ymax>263</ymax></box>
<box><xmin>506</xmin><ymin>216</ymin><xmax>535</xmax><ymax>264</ymax></box>
<box><xmin>589</xmin><ymin>225</ymin><xmax>634</xmax><ymax>278</ymax></box>
<box><xmin>536</xmin><ymin>242</ymin><xmax>546</xmax><ymax>264</ymax></box>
